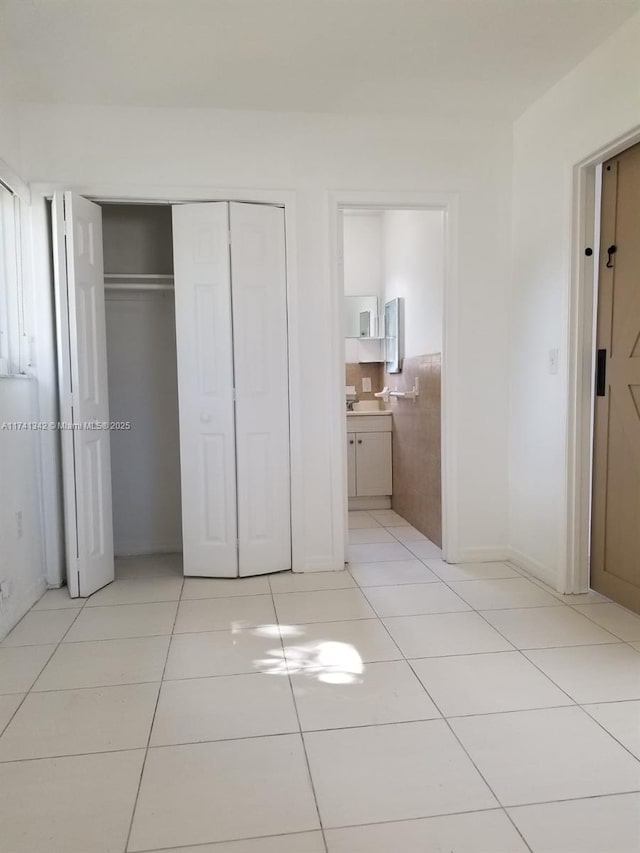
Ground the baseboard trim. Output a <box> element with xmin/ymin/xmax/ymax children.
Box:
<box><xmin>507</xmin><ymin>547</ymin><xmax>560</xmax><ymax>591</ymax></box>
<box><xmin>114</xmin><ymin>541</ymin><xmax>183</xmax><ymax>558</ymax></box>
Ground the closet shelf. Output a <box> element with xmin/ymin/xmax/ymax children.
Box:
<box><xmin>104</xmin><ymin>273</ymin><xmax>174</xmax><ymax>291</ymax></box>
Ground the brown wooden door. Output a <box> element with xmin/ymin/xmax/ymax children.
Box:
<box><xmin>591</xmin><ymin>141</ymin><xmax>640</xmax><ymax>614</ymax></box>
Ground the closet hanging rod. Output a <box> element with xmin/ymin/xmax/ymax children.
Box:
<box><xmin>104</xmin><ymin>273</ymin><xmax>174</xmax><ymax>280</ymax></box>
<box><xmin>104</xmin><ymin>282</ymin><xmax>174</xmax><ymax>291</ymax></box>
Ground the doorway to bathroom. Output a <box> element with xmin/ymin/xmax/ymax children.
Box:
<box><xmin>338</xmin><ymin>203</ymin><xmax>446</xmax><ymax>562</ymax></box>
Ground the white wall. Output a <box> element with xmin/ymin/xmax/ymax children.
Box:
<box><xmin>343</xmin><ymin>212</ymin><xmax>383</xmax><ymax>297</ymax></box>
<box><xmin>17</xmin><ymin>103</ymin><xmax>512</xmax><ymax>567</ymax></box>
<box><xmin>343</xmin><ymin>211</ymin><xmax>383</xmax><ymax>363</ymax></box>
<box><xmin>509</xmin><ymin>11</ymin><xmax>640</xmax><ymax>588</ymax></box>
<box><xmin>383</xmin><ymin>209</ymin><xmax>444</xmax><ymax>358</ymax></box>
<box><xmin>0</xmin><ymin>378</ymin><xmax>47</xmax><ymax>639</ymax></box>
<box><xmin>0</xmin><ymin>101</ymin><xmax>22</xmax><ymax>176</ymax></box>
<box><xmin>105</xmin><ymin>292</ymin><xmax>182</xmax><ymax>556</ymax></box>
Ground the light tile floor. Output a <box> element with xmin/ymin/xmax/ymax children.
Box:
<box><xmin>0</xmin><ymin>513</ymin><xmax>640</xmax><ymax>852</ymax></box>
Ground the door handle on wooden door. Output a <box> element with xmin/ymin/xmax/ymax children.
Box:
<box><xmin>596</xmin><ymin>349</ymin><xmax>607</xmax><ymax>397</ymax></box>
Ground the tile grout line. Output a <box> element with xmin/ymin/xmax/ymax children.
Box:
<box><xmin>123</xmin><ymin>572</ymin><xmax>185</xmax><ymax>853</ymax></box>
<box><xmin>368</xmin><ymin>576</ymin><xmax>535</xmax><ymax>852</ymax></box>
<box><xmin>0</xmin><ymin>590</ymin><xmax>88</xmax><ymax>739</ymax></box>
<box><xmin>267</xmin><ymin>580</ymin><xmax>330</xmax><ymax>853</ymax></box>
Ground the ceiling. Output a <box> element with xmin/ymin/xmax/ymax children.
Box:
<box><xmin>1</xmin><ymin>0</ymin><xmax>639</xmax><ymax>119</ymax></box>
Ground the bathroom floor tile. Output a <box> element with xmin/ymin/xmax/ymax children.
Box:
<box><xmin>181</xmin><ymin>576</ymin><xmax>270</xmax><ymax>599</ymax></box>
<box><xmin>64</xmin><ymin>601</ymin><xmax>177</xmax><ymax>642</ymax></box>
<box><xmin>273</xmin><ymin>588</ymin><xmax>375</xmax><ymax>624</ymax></box>
<box><xmin>0</xmin><ymin>749</ymin><xmax>144</xmax><ymax>853</ymax></box>
<box><xmin>1</xmin><ymin>609</ymin><xmax>78</xmax><ymax>647</ymax></box>
<box><xmin>269</xmin><ymin>570</ymin><xmax>355</xmax><ymax>594</ymax></box>
<box><xmin>368</xmin><ymin>510</ymin><xmax>410</xmax><ymax>526</ymax></box>
<box><xmin>404</xmin><ymin>540</ymin><xmax>443</xmax><ymax>560</ymax></box>
<box><xmin>0</xmin><ymin>645</ymin><xmax>55</xmax><ymax>694</ymax></box>
<box><xmin>281</xmin><ymin>618</ymin><xmax>402</xmax><ymax>670</ymax></box>
<box><xmin>583</xmin><ymin>700</ymin><xmax>640</xmax><ymax>759</ymax></box>
<box><xmin>304</xmin><ymin>719</ymin><xmax>496</xmax><ymax>827</ymax></box>
<box><xmin>291</xmin><ymin>660</ymin><xmax>439</xmax><ymax>730</ymax></box>
<box><xmin>0</xmin><ymin>682</ymin><xmax>159</xmax><ymax>760</ymax></box>
<box><xmin>325</xmin><ymin>810</ymin><xmax>529</xmax><ymax>853</ymax></box>
<box><xmin>426</xmin><ymin>559</ymin><xmax>519</xmax><ymax>582</ymax></box>
<box><xmin>573</xmin><ymin>603</ymin><xmax>640</xmax><ymax>641</ymax></box>
<box><xmin>348</xmin><ymin>528</ymin><xmax>397</xmax><ymax>544</ymax></box>
<box><xmin>349</xmin><ymin>560</ymin><xmax>439</xmax><ymax>587</ymax></box>
<box><xmin>387</xmin><ymin>526</ymin><xmax>428</xmax><ymax>543</ymax></box>
<box><xmin>128</xmin><ymin>735</ymin><xmax>319</xmax><ymax>850</ymax></box>
<box><xmin>33</xmin><ymin>636</ymin><xmax>170</xmax><ymax>691</ymax></box>
<box><xmin>86</xmin><ymin>576</ymin><xmax>182</xmax><ymax>606</ymax></box>
<box><xmin>451</xmin><ymin>706</ymin><xmax>640</xmax><ymax>806</ymax></box>
<box><xmin>174</xmin><ymin>595</ymin><xmax>277</xmax><ymax>633</ymax></box>
<box><xmin>482</xmin><ymin>605</ymin><xmax>619</xmax><ymax>649</ymax></box>
<box><xmin>524</xmin><ymin>643</ymin><xmax>640</xmax><ymax>703</ymax></box>
<box><xmin>348</xmin><ymin>511</ymin><xmax>381</xmax><ymax>529</ymax></box>
<box><xmin>347</xmin><ymin>542</ymin><xmax>415</xmax><ymax>563</ymax></box>
<box><xmin>411</xmin><ymin>651</ymin><xmax>571</xmax><ymax>717</ymax></box>
<box><xmin>165</xmin><ymin>629</ymin><xmax>283</xmax><ymax>679</ymax></box>
<box><xmin>31</xmin><ymin>587</ymin><xmax>84</xmax><ymax>610</ymax></box>
<box><xmin>383</xmin><ymin>611</ymin><xmax>513</xmax><ymax>658</ymax></box>
<box><xmin>363</xmin><ymin>582</ymin><xmax>470</xmax><ymax>617</ymax></box>
<box><xmin>448</xmin><ymin>578</ymin><xmax>562</xmax><ymax>610</ymax></box>
<box><xmin>150</xmin><ymin>673</ymin><xmax>299</xmax><ymax>745</ymax></box>
<box><xmin>509</xmin><ymin>792</ymin><xmax>640</xmax><ymax>853</ymax></box>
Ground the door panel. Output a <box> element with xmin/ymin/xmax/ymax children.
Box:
<box><xmin>172</xmin><ymin>203</ymin><xmax>238</xmax><ymax>577</ymax></box>
<box><xmin>592</xmin><ymin>142</ymin><xmax>640</xmax><ymax>613</ymax></box>
<box><xmin>229</xmin><ymin>202</ymin><xmax>291</xmax><ymax>576</ymax></box>
<box><xmin>53</xmin><ymin>192</ymin><xmax>114</xmax><ymax>597</ymax></box>
<box><xmin>355</xmin><ymin>432</ymin><xmax>392</xmax><ymax>497</ymax></box>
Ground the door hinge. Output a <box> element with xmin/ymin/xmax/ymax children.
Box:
<box><xmin>232</xmin><ymin>387</ymin><xmax>236</xmax><ymax>402</ymax></box>
<box><xmin>227</xmin><ymin>230</ymin><xmax>232</xmax><ymax>246</ymax></box>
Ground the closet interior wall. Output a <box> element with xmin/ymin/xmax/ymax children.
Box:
<box><xmin>101</xmin><ymin>204</ymin><xmax>182</xmax><ymax>558</ymax></box>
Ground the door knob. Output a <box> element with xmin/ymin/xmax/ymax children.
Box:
<box><xmin>357</xmin><ymin>439</ymin><xmax>363</xmax><ymax>444</ymax></box>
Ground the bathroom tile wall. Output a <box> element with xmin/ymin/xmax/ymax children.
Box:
<box><xmin>384</xmin><ymin>354</ymin><xmax>442</xmax><ymax>546</ymax></box>
<box><xmin>345</xmin><ymin>363</ymin><xmax>384</xmax><ymax>401</ymax></box>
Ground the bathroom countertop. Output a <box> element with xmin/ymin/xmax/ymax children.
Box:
<box><xmin>346</xmin><ymin>409</ymin><xmax>391</xmax><ymax>416</ymax></box>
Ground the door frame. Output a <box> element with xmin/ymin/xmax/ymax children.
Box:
<box><xmin>329</xmin><ymin>190</ymin><xmax>459</xmax><ymax>561</ymax></box>
<box><xmin>566</xmin><ymin>126</ymin><xmax>640</xmax><ymax>593</ymax></box>
<box><xmin>31</xmin><ymin>183</ymin><xmax>301</xmax><ymax>580</ymax></box>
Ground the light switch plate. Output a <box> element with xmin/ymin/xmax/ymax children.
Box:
<box><xmin>362</xmin><ymin>377</ymin><xmax>372</xmax><ymax>392</ymax></box>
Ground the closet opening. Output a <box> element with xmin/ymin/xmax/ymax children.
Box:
<box><xmin>52</xmin><ymin>194</ymin><xmax>292</xmax><ymax>596</ymax></box>
<box><xmin>100</xmin><ymin>202</ymin><xmax>183</xmax><ymax>579</ymax></box>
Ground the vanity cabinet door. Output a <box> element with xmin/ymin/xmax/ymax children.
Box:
<box><xmin>347</xmin><ymin>436</ymin><xmax>357</xmax><ymax>497</ymax></box>
<box><xmin>355</xmin><ymin>432</ymin><xmax>392</xmax><ymax>497</ymax></box>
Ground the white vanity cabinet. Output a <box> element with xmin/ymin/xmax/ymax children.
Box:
<box><xmin>347</xmin><ymin>413</ymin><xmax>393</xmax><ymax>501</ymax></box>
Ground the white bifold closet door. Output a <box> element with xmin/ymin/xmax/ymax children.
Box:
<box><xmin>172</xmin><ymin>202</ymin><xmax>291</xmax><ymax>578</ymax></box>
<box><xmin>52</xmin><ymin>192</ymin><xmax>115</xmax><ymax>597</ymax></box>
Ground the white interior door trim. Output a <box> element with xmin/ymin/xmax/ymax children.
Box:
<box><xmin>567</xmin><ymin>124</ymin><xmax>640</xmax><ymax>594</ymax></box>
<box><xmin>328</xmin><ymin>190</ymin><xmax>459</xmax><ymax>565</ymax></box>
<box><xmin>32</xmin><ymin>183</ymin><xmax>305</xmax><ymax>571</ymax></box>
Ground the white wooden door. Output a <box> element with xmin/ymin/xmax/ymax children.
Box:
<box><xmin>229</xmin><ymin>203</ymin><xmax>291</xmax><ymax>576</ymax></box>
<box><xmin>355</xmin><ymin>432</ymin><xmax>392</xmax><ymax>496</ymax></box>
<box><xmin>52</xmin><ymin>192</ymin><xmax>114</xmax><ymax>597</ymax></box>
<box><xmin>347</xmin><ymin>435</ymin><xmax>357</xmax><ymax>497</ymax></box>
<box><xmin>172</xmin><ymin>203</ymin><xmax>238</xmax><ymax>577</ymax></box>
